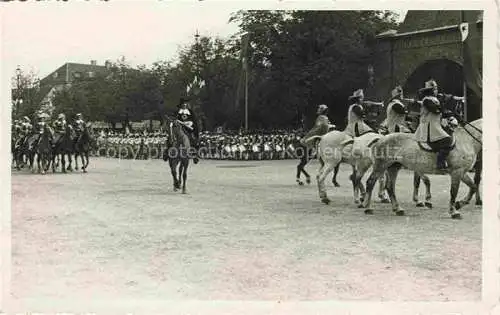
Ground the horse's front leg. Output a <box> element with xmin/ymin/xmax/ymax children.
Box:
<box><xmin>331</xmin><ymin>163</ymin><xmax>340</xmax><ymax>187</ymax></box>
<box><xmin>83</xmin><ymin>152</ymin><xmax>89</xmax><ymax>173</ymax></box>
<box><xmin>181</xmin><ymin>162</ymin><xmax>188</xmax><ymax>194</ymax></box>
<box><xmin>361</xmin><ymin>162</ymin><xmax>388</xmax><ymax>214</ymax></box>
<box><xmin>474</xmin><ymin>166</ymin><xmax>482</xmax><ymax>206</ymax></box>
<box><xmin>377</xmin><ymin>172</ymin><xmax>390</xmax><ymax>203</ymax></box>
<box><xmin>169</xmin><ymin>160</ymin><xmax>179</xmax><ymax>191</ymax></box>
<box><xmin>29</xmin><ymin>153</ymin><xmax>36</xmax><ymax>173</ymax></box>
<box><xmin>67</xmin><ymin>152</ymin><xmax>74</xmax><ymax>171</ymax></box>
<box><xmin>413</xmin><ymin>173</ymin><xmax>424</xmax><ymax>207</ymax></box>
<box><xmin>36</xmin><ymin>153</ymin><xmax>42</xmax><ymax>174</ymax></box>
<box><xmin>421</xmin><ymin>174</ymin><xmax>432</xmax><ymax>209</ymax></box>
<box><xmin>455</xmin><ymin>172</ymin><xmax>479</xmax><ymax>210</ymax></box>
<box><xmin>448</xmin><ymin>171</ymin><xmax>463</xmax><ymax>219</ymax></box>
<box><xmin>385</xmin><ymin>164</ymin><xmax>404</xmax><ymax>216</ymax></box>
<box><xmin>317</xmin><ymin>159</ymin><xmax>338</xmax><ymax>205</ymax></box>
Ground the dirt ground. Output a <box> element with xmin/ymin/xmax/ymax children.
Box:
<box><xmin>10</xmin><ymin>158</ymin><xmax>482</xmax><ymax>307</ymax></box>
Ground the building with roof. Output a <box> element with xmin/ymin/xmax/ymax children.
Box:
<box><xmin>37</xmin><ymin>60</ymin><xmax>112</xmax><ymax>114</ymax></box>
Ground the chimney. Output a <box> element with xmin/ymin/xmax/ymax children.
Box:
<box><xmin>90</xmin><ymin>60</ymin><xmax>97</xmax><ymax>66</ymax></box>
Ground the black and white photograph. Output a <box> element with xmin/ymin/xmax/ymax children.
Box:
<box><xmin>1</xmin><ymin>1</ymin><xmax>498</xmax><ymax>314</ymax></box>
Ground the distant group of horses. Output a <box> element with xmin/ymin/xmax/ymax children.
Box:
<box><xmin>12</xmin><ymin>123</ymin><xmax>95</xmax><ymax>175</ymax></box>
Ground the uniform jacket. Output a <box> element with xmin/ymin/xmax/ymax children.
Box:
<box><xmin>386</xmin><ymin>99</ymin><xmax>411</xmax><ymax>133</ymax></box>
<box><xmin>53</xmin><ymin>119</ymin><xmax>67</xmax><ymax>133</ymax></box>
<box><xmin>177</xmin><ymin>108</ymin><xmax>199</xmax><ymax>135</ymax></box>
<box><xmin>414</xmin><ymin>96</ymin><xmax>450</xmax><ymax>143</ymax></box>
<box><xmin>344</xmin><ymin>103</ymin><xmax>373</xmax><ymax>137</ymax></box>
<box><xmin>75</xmin><ymin>119</ymin><xmax>85</xmax><ymax>132</ymax></box>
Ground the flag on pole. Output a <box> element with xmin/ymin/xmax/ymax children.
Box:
<box><xmin>460</xmin><ymin>22</ymin><xmax>469</xmax><ymax>42</ymax></box>
<box><xmin>461</xmin><ymin>16</ymin><xmax>482</xmax><ymax>100</ymax></box>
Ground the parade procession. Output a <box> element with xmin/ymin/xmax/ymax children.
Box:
<box><xmin>8</xmin><ymin>7</ymin><xmax>488</xmax><ymax>307</ymax></box>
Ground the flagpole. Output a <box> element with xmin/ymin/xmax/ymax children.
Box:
<box><xmin>460</xmin><ymin>11</ymin><xmax>468</xmax><ymax>121</ymax></box>
<box><xmin>245</xmin><ymin>66</ymin><xmax>248</xmax><ymax>131</ymax></box>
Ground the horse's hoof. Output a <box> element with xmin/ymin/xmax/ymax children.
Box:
<box><xmin>395</xmin><ymin>210</ymin><xmax>405</xmax><ymax>216</ymax></box>
<box><xmin>455</xmin><ymin>201</ymin><xmax>464</xmax><ymax>210</ymax></box>
<box><xmin>424</xmin><ymin>202</ymin><xmax>433</xmax><ymax>209</ymax></box>
<box><xmin>182</xmin><ymin>190</ymin><xmax>187</xmax><ymax>194</ymax></box>
<box><xmin>297</xmin><ymin>181</ymin><xmax>304</xmax><ymax>186</ymax></box>
<box><xmin>321</xmin><ymin>198</ymin><xmax>330</xmax><ymax>205</ymax></box>
<box><xmin>379</xmin><ymin>198</ymin><xmax>390</xmax><ymax>204</ymax></box>
<box><xmin>360</xmin><ymin>197</ymin><xmax>365</xmax><ymax>203</ymax></box>
<box><xmin>475</xmin><ymin>200</ymin><xmax>482</xmax><ymax>206</ymax></box>
<box><xmin>333</xmin><ymin>182</ymin><xmax>340</xmax><ymax>187</ymax></box>
<box><xmin>306</xmin><ymin>177</ymin><xmax>311</xmax><ymax>184</ymax></box>
<box><xmin>451</xmin><ymin>212</ymin><xmax>462</xmax><ymax>220</ymax></box>
<box><xmin>357</xmin><ymin>204</ymin><xmax>364</xmax><ymax>209</ymax></box>
<box><xmin>83</xmin><ymin>169</ymin><xmax>87</xmax><ymax>173</ymax></box>
<box><xmin>364</xmin><ymin>209</ymin><xmax>374</xmax><ymax>215</ymax></box>
<box><xmin>416</xmin><ymin>202</ymin><xmax>425</xmax><ymax>207</ymax></box>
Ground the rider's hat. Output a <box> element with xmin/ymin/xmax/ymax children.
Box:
<box><xmin>419</xmin><ymin>79</ymin><xmax>438</xmax><ymax>93</ymax></box>
<box><xmin>317</xmin><ymin>104</ymin><xmax>328</xmax><ymax>113</ymax></box>
<box><xmin>58</xmin><ymin>113</ymin><xmax>65</xmax><ymax>119</ymax></box>
<box><xmin>348</xmin><ymin>89</ymin><xmax>364</xmax><ymax>101</ymax></box>
<box><xmin>178</xmin><ymin>97</ymin><xmax>191</xmax><ymax>108</ymax></box>
<box><xmin>391</xmin><ymin>86</ymin><xmax>403</xmax><ymax>98</ymax></box>
<box><xmin>76</xmin><ymin>113</ymin><xmax>83</xmax><ymax>118</ymax></box>
<box><xmin>23</xmin><ymin>116</ymin><xmax>30</xmax><ymax>122</ymax></box>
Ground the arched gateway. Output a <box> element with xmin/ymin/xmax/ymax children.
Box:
<box><xmin>371</xmin><ymin>10</ymin><xmax>483</xmax><ymax>121</ymax></box>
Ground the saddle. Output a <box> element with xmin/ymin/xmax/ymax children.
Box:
<box><xmin>417</xmin><ymin>136</ymin><xmax>456</xmax><ymax>152</ymax></box>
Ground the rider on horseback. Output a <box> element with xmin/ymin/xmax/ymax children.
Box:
<box><xmin>415</xmin><ymin>79</ymin><xmax>454</xmax><ymax>170</ymax></box>
<box><xmin>345</xmin><ymin>89</ymin><xmax>374</xmax><ymax>137</ymax></box>
<box><xmin>381</xmin><ymin>86</ymin><xmax>411</xmax><ymax>134</ymax></box>
<box><xmin>53</xmin><ymin>113</ymin><xmax>67</xmax><ymax>133</ymax></box>
<box><xmin>176</xmin><ymin>98</ymin><xmax>200</xmax><ymax>164</ymax></box>
<box><xmin>300</xmin><ymin>104</ymin><xmax>336</xmax><ymax>146</ymax></box>
<box><xmin>74</xmin><ymin>113</ymin><xmax>86</xmax><ymax>140</ymax></box>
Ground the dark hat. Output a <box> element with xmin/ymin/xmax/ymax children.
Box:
<box><xmin>418</xmin><ymin>79</ymin><xmax>438</xmax><ymax>93</ymax></box>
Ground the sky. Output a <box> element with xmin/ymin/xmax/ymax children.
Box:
<box><xmin>2</xmin><ymin>2</ymin><xmax>407</xmax><ymax>81</ymax></box>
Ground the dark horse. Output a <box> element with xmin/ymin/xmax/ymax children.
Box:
<box><xmin>35</xmin><ymin>125</ymin><xmax>53</xmax><ymax>175</ymax></box>
<box><xmin>52</xmin><ymin>124</ymin><xmax>76</xmax><ymax>173</ymax></box>
<box><xmin>74</xmin><ymin>123</ymin><xmax>93</xmax><ymax>173</ymax></box>
<box><xmin>163</xmin><ymin>116</ymin><xmax>191</xmax><ymax>194</ymax></box>
<box><xmin>294</xmin><ymin>137</ymin><xmax>340</xmax><ymax>187</ymax></box>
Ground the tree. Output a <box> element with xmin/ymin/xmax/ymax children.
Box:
<box><xmin>11</xmin><ymin>67</ymin><xmax>43</xmax><ymax>120</ymax></box>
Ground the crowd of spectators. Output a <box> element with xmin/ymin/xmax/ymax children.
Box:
<box><xmin>92</xmin><ymin>129</ymin><xmax>305</xmax><ymax>161</ymax></box>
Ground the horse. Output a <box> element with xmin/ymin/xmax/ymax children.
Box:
<box><xmin>24</xmin><ymin>132</ymin><xmax>41</xmax><ymax>173</ymax></box>
<box><xmin>306</xmin><ymin>130</ymin><xmax>389</xmax><ymax>205</ymax></box>
<box><xmin>35</xmin><ymin>125</ymin><xmax>53</xmax><ymax>175</ymax></box>
<box><xmin>164</xmin><ymin>116</ymin><xmax>192</xmax><ymax>194</ymax></box>
<box><xmin>293</xmin><ymin>138</ymin><xmax>341</xmax><ymax>187</ymax></box>
<box><xmin>74</xmin><ymin>123</ymin><xmax>93</xmax><ymax>173</ymax></box>
<box><xmin>11</xmin><ymin>131</ymin><xmax>25</xmax><ymax>170</ymax></box>
<box><xmin>52</xmin><ymin>124</ymin><xmax>76</xmax><ymax>173</ymax></box>
<box><xmin>361</xmin><ymin>118</ymin><xmax>482</xmax><ymax>219</ymax></box>
<box><xmin>409</xmin><ymin>96</ymin><xmax>478</xmax><ymax>209</ymax></box>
